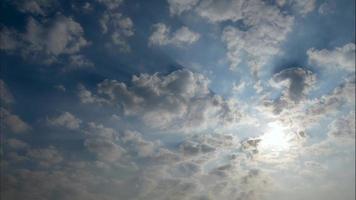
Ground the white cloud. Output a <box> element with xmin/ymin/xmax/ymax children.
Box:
<box><xmin>79</xmin><ymin>69</ymin><xmax>241</xmax><ymax>132</ymax></box>
<box><xmin>97</xmin><ymin>0</ymin><xmax>123</xmax><ymax>10</ymax></box>
<box><xmin>327</xmin><ymin>112</ymin><xmax>355</xmax><ymax>140</ymax></box>
<box><xmin>149</xmin><ymin>23</ymin><xmax>200</xmax><ymax>47</ymax></box>
<box><xmin>167</xmin><ymin>0</ymin><xmax>200</xmax><ymax>15</ymax></box>
<box><xmin>7</xmin><ymin>139</ymin><xmax>29</xmax><ymax>150</ymax></box>
<box><xmin>166</xmin><ymin>0</ymin><xmax>294</xmax><ymax>74</ymax></box>
<box><xmin>66</xmin><ymin>54</ymin><xmax>94</xmax><ymax>71</ymax></box>
<box><xmin>47</xmin><ymin>112</ymin><xmax>82</xmax><ymax>130</ymax></box>
<box><xmin>27</xmin><ymin>146</ymin><xmax>63</xmax><ymax>167</ymax></box>
<box><xmin>279</xmin><ymin>0</ymin><xmax>316</xmax><ymax>15</ymax></box>
<box><xmin>83</xmin><ymin>122</ymin><xmax>125</xmax><ymax>162</ymax></box>
<box><xmin>13</xmin><ymin>0</ymin><xmax>57</xmax><ymax>16</ymax></box>
<box><xmin>0</xmin><ymin>15</ymin><xmax>89</xmax><ymax>65</ymax></box>
<box><xmin>0</xmin><ymin>108</ymin><xmax>31</xmax><ymax>134</ymax></box>
<box><xmin>0</xmin><ymin>80</ymin><xmax>14</xmax><ymax>105</ymax></box>
<box><xmin>307</xmin><ymin>43</ymin><xmax>355</xmax><ymax>72</ymax></box>
<box><xmin>99</xmin><ymin>11</ymin><xmax>134</xmax><ymax>52</ymax></box>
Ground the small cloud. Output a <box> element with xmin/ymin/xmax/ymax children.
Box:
<box><xmin>149</xmin><ymin>23</ymin><xmax>200</xmax><ymax>47</ymax></box>
<box><xmin>0</xmin><ymin>108</ymin><xmax>31</xmax><ymax>134</ymax></box>
<box><xmin>307</xmin><ymin>43</ymin><xmax>355</xmax><ymax>72</ymax></box>
<box><xmin>54</xmin><ymin>84</ymin><xmax>66</xmax><ymax>92</ymax></box>
<box><xmin>47</xmin><ymin>111</ymin><xmax>82</xmax><ymax>130</ymax></box>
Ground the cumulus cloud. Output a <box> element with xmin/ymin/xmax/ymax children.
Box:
<box><xmin>0</xmin><ymin>108</ymin><xmax>31</xmax><ymax>134</ymax></box>
<box><xmin>327</xmin><ymin>112</ymin><xmax>355</xmax><ymax>140</ymax></box>
<box><xmin>306</xmin><ymin>76</ymin><xmax>355</xmax><ymax>117</ymax></box>
<box><xmin>0</xmin><ymin>80</ymin><xmax>14</xmax><ymax>105</ymax></box>
<box><xmin>149</xmin><ymin>23</ymin><xmax>200</xmax><ymax>47</ymax></box>
<box><xmin>262</xmin><ymin>67</ymin><xmax>316</xmax><ymax>115</ymax></box>
<box><xmin>12</xmin><ymin>0</ymin><xmax>57</xmax><ymax>16</ymax></box>
<box><xmin>79</xmin><ymin>69</ymin><xmax>241</xmax><ymax>132</ymax></box>
<box><xmin>307</xmin><ymin>43</ymin><xmax>355</xmax><ymax>72</ymax></box>
<box><xmin>47</xmin><ymin>112</ymin><xmax>82</xmax><ymax>130</ymax></box>
<box><xmin>0</xmin><ymin>15</ymin><xmax>90</xmax><ymax>65</ymax></box>
<box><xmin>99</xmin><ymin>10</ymin><xmax>134</xmax><ymax>52</ymax></box>
<box><xmin>83</xmin><ymin>122</ymin><xmax>125</xmax><ymax>162</ymax></box>
<box><xmin>97</xmin><ymin>0</ymin><xmax>124</xmax><ymax>10</ymax></box>
<box><xmin>277</xmin><ymin>0</ymin><xmax>316</xmax><ymax>15</ymax></box>
<box><xmin>7</xmin><ymin>139</ymin><xmax>29</xmax><ymax>150</ymax></box>
<box><xmin>66</xmin><ymin>54</ymin><xmax>94</xmax><ymax>71</ymax></box>
<box><xmin>166</xmin><ymin>0</ymin><xmax>294</xmax><ymax>73</ymax></box>
<box><xmin>27</xmin><ymin>146</ymin><xmax>63</xmax><ymax>167</ymax></box>
<box><xmin>167</xmin><ymin>0</ymin><xmax>200</xmax><ymax>15</ymax></box>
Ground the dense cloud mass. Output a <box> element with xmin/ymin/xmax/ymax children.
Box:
<box><xmin>0</xmin><ymin>0</ymin><xmax>355</xmax><ymax>200</ymax></box>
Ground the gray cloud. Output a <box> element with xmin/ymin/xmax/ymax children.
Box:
<box><xmin>99</xmin><ymin>10</ymin><xmax>134</xmax><ymax>52</ymax></box>
<box><xmin>149</xmin><ymin>23</ymin><xmax>200</xmax><ymax>47</ymax></box>
<box><xmin>166</xmin><ymin>0</ymin><xmax>294</xmax><ymax>73</ymax></box>
<box><xmin>79</xmin><ymin>69</ymin><xmax>241</xmax><ymax>132</ymax></box>
<box><xmin>0</xmin><ymin>108</ymin><xmax>31</xmax><ymax>134</ymax></box>
<box><xmin>307</xmin><ymin>43</ymin><xmax>355</xmax><ymax>72</ymax></box>
<box><xmin>0</xmin><ymin>15</ymin><xmax>90</xmax><ymax>65</ymax></box>
<box><xmin>47</xmin><ymin>111</ymin><xmax>82</xmax><ymax>130</ymax></box>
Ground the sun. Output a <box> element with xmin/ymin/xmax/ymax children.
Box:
<box><xmin>259</xmin><ymin>122</ymin><xmax>291</xmax><ymax>152</ymax></box>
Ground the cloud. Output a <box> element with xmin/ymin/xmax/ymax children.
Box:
<box><xmin>66</xmin><ymin>54</ymin><xmax>94</xmax><ymax>71</ymax></box>
<box><xmin>149</xmin><ymin>23</ymin><xmax>200</xmax><ymax>47</ymax></box>
<box><xmin>166</xmin><ymin>0</ymin><xmax>294</xmax><ymax>73</ymax></box>
<box><xmin>277</xmin><ymin>0</ymin><xmax>316</xmax><ymax>15</ymax></box>
<box><xmin>27</xmin><ymin>146</ymin><xmax>63</xmax><ymax>167</ymax></box>
<box><xmin>83</xmin><ymin>122</ymin><xmax>125</xmax><ymax>162</ymax></box>
<box><xmin>327</xmin><ymin>112</ymin><xmax>355</xmax><ymax>140</ymax></box>
<box><xmin>7</xmin><ymin>139</ymin><xmax>29</xmax><ymax>150</ymax></box>
<box><xmin>99</xmin><ymin>10</ymin><xmax>134</xmax><ymax>52</ymax></box>
<box><xmin>79</xmin><ymin>69</ymin><xmax>241</xmax><ymax>132</ymax></box>
<box><xmin>97</xmin><ymin>0</ymin><xmax>124</xmax><ymax>10</ymax></box>
<box><xmin>306</xmin><ymin>76</ymin><xmax>355</xmax><ymax>117</ymax></box>
<box><xmin>0</xmin><ymin>15</ymin><xmax>90</xmax><ymax>65</ymax></box>
<box><xmin>167</xmin><ymin>0</ymin><xmax>200</xmax><ymax>15</ymax></box>
<box><xmin>121</xmin><ymin>130</ymin><xmax>159</xmax><ymax>157</ymax></box>
<box><xmin>307</xmin><ymin>43</ymin><xmax>355</xmax><ymax>72</ymax></box>
<box><xmin>0</xmin><ymin>80</ymin><xmax>14</xmax><ymax>105</ymax></box>
<box><xmin>0</xmin><ymin>108</ymin><xmax>31</xmax><ymax>134</ymax></box>
<box><xmin>12</xmin><ymin>0</ymin><xmax>57</xmax><ymax>16</ymax></box>
<box><xmin>47</xmin><ymin>112</ymin><xmax>82</xmax><ymax>130</ymax></box>
<box><xmin>271</xmin><ymin>67</ymin><xmax>316</xmax><ymax>103</ymax></box>
<box><xmin>262</xmin><ymin>67</ymin><xmax>316</xmax><ymax>115</ymax></box>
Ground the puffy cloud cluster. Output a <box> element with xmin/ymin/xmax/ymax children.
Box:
<box><xmin>47</xmin><ymin>112</ymin><xmax>82</xmax><ymax>130</ymax></box>
<box><xmin>0</xmin><ymin>80</ymin><xmax>14</xmax><ymax>105</ymax></box>
<box><xmin>263</xmin><ymin>67</ymin><xmax>316</xmax><ymax>115</ymax></box>
<box><xmin>0</xmin><ymin>15</ymin><xmax>90</xmax><ymax>66</ymax></box>
<box><xmin>79</xmin><ymin>70</ymin><xmax>241</xmax><ymax>130</ymax></box>
<box><xmin>327</xmin><ymin>112</ymin><xmax>355</xmax><ymax>140</ymax></box>
<box><xmin>276</xmin><ymin>0</ymin><xmax>316</xmax><ymax>15</ymax></box>
<box><xmin>307</xmin><ymin>43</ymin><xmax>355</xmax><ymax>72</ymax></box>
<box><xmin>0</xmin><ymin>80</ymin><xmax>31</xmax><ymax>134</ymax></box>
<box><xmin>99</xmin><ymin>11</ymin><xmax>134</xmax><ymax>52</ymax></box>
<box><xmin>79</xmin><ymin>69</ymin><xmax>241</xmax><ymax>132</ymax></box>
<box><xmin>1</xmin><ymin>108</ymin><xmax>31</xmax><ymax>134</ymax></box>
<box><xmin>12</xmin><ymin>0</ymin><xmax>58</xmax><ymax>16</ymax></box>
<box><xmin>149</xmin><ymin>23</ymin><xmax>200</xmax><ymax>47</ymax></box>
<box><xmin>167</xmin><ymin>0</ymin><xmax>294</xmax><ymax>73</ymax></box>
<box><xmin>96</xmin><ymin>0</ymin><xmax>134</xmax><ymax>52</ymax></box>
<box><xmin>306</xmin><ymin>76</ymin><xmax>355</xmax><ymax>118</ymax></box>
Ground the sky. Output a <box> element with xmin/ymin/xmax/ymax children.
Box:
<box><xmin>0</xmin><ymin>0</ymin><xmax>355</xmax><ymax>200</ymax></box>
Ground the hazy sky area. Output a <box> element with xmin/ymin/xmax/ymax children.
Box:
<box><xmin>0</xmin><ymin>0</ymin><xmax>355</xmax><ymax>199</ymax></box>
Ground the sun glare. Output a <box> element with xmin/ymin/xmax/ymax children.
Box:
<box><xmin>259</xmin><ymin>122</ymin><xmax>291</xmax><ymax>152</ymax></box>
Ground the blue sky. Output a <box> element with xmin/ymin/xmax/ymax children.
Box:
<box><xmin>0</xmin><ymin>0</ymin><xmax>355</xmax><ymax>199</ymax></box>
